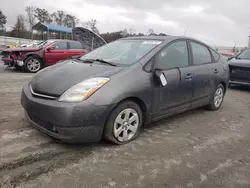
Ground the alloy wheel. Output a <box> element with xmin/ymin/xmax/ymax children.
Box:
<box><xmin>113</xmin><ymin>108</ymin><xmax>139</xmax><ymax>142</ymax></box>
<box><xmin>214</xmin><ymin>87</ymin><xmax>224</xmax><ymax>108</ymax></box>
<box><xmin>27</xmin><ymin>59</ymin><xmax>41</xmax><ymax>72</ymax></box>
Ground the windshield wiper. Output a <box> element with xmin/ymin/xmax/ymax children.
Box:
<box><xmin>78</xmin><ymin>58</ymin><xmax>116</xmax><ymax>66</ymax></box>
<box><xmin>73</xmin><ymin>58</ymin><xmax>94</xmax><ymax>64</ymax></box>
<box><xmin>92</xmin><ymin>59</ymin><xmax>117</xmax><ymax>67</ymax></box>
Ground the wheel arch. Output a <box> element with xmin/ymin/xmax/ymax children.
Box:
<box><xmin>220</xmin><ymin>81</ymin><xmax>227</xmax><ymax>93</ymax></box>
<box><xmin>107</xmin><ymin>96</ymin><xmax>150</xmax><ymax>127</ymax></box>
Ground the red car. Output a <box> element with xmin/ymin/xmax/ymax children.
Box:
<box><xmin>1</xmin><ymin>39</ymin><xmax>88</xmax><ymax>73</ymax></box>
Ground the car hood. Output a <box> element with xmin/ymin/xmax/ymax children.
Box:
<box><xmin>30</xmin><ymin>60</ymin><xmax>123</xmax><ymax>96</ymax></box>
<box><xmin>4</xmin><ymin>47</ymin><xmax>39</xmax><ymax>52</ymax></box>
<box><xmin>229</xmin><ymin>58</ymin><xmax>250</xmax><ymax>68</ymax></box>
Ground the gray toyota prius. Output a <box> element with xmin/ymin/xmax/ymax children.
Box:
<box><xmin>21</xmin><ymin>36</ymin><xmax>229</xmax><ymax>145</ymax></box>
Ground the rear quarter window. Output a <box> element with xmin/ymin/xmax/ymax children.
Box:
<box><xmin>69</xmin><ymin>42</ymin><xmax>84</xmax><ymax>49</ymax></box>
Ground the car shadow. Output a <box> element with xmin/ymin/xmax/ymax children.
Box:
<box><xmin>142</xmin><ymin>107</ymin><xmax>205</xmax><ymax>133</ymax></box>
<box><xmin>229</xmin><ymin>85</ymin><xmax>250</xmax><ymax>92</ymax></box>
<box><xmin>55</xmin><ymin>107</ymin><xmax>207</xmax><ymax>149</ymax></box>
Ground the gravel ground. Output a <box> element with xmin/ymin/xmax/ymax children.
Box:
<box><xmin>0</xmin><ymin>63</ymin><xmax>250</xmax><ymax>188</ymax></box>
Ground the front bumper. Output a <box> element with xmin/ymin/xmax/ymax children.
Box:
<box><xmin>2</xmin><ymin>58</ymin><xmax>24</xmax><ymax>66</ymax></box>
<box><xmin>21</xmin><ymin>83</ymin><xmax>115</xmax><ymax>143</ymax></box>
<box><xmin>1</xmin><ymin>57</ymin><xmax>14</xmax><ymax>65</ymax></box>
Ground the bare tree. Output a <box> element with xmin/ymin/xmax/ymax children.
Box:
<box><xmin>147</xmin><ymin>28</ymin><xmax>154</xmax><ymax>36</ymax></box>
<box><xmin>85</xmin><ymin>19</ymin><xmax>99</xmax><ymax>34</ymax></box>
<box><xmin>0</xmin><ymin>9</ymin><xmax>7</xmax><ymax>30</ymax></box>
<box><xmin>122</xmin><ymin>29</ymin><xmax>129</xmax><ymax>37</ymax></box>
<box><xmin>25</xmin><ymin>5</ymin><xmax>36</xmax><ymax>38</ymax></box>
<box><xmin>11</xmin><ymin>15</ymin><xmax>26</xmax><ymax>38</ymax></box>
<box><xmin>63</xmin><ymin>14</ymin><xmax>79</xmax><ymax>28</ymax></box>
<box><xmin>34</xmin><ymin>8</ymin><xmax>52</xmax><ymax>23</ymax></box>
<box><xmin>128</xmin><ymin>28</ymin><xmax>136</xmax><ymax>35</ymax></box>
<box><xmin>72</xmin><ymin>16</ymin><xmax>79</xmax><ymax>27</ymax></box>
<box><xmin>51</xmin><ymin>10</ymin><xmax>65</xmax><ymax>26</ymax></box>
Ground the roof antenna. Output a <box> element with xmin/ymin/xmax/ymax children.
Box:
<box><xmin>184</xmin><ymin>26</ymin><xmax>190</xmax><ymax>36</ymax></box>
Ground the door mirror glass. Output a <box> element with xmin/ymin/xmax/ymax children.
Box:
<box><xmin>154</xmin><ymin>69</ymin><xmax>168</xmax><ymax>87</ymax></box>
<box><xmin>47</xmin><ymin>46</ymin><xmax>55</xmax><ymax>51</ymax></box>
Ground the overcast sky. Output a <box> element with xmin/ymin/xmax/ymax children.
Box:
<box><xmin>1</xmin><ymin>0</ymin><xmax>250</xmax><ymax>46</ymax></box>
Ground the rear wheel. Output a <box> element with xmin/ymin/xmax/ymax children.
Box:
<box><xmin>24</xmin><ymin>56</ymin><xmax>43</xmax><ymax>73</ymax></box>
<box><xmin>104</xmin><ymin>101</ymin><xmax>143</xmax><ymax>145</ymax></box>
<box><xmin>207</xmin><ymin>84</ymin><xmax>225</xmax><ymax>111</ymax></box>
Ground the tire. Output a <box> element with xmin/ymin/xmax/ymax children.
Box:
<box><xmin>103</xmin><ymin>101</ymin><xmax>143</xmax><ymax>145</ymax></box>
<box><xmin>14</xmin><ymin>65</ymin><xmax>24</xmax><ymax>72</ymax></box>
<box><xmin>24</xmin><ymin>56</ymin><xmax>43</xmax><ymax>73</ymax></box>
<box><xmin>207</xmin><ymin>84</ymin><xmax>225</xmax><ymax>111</ymax></box>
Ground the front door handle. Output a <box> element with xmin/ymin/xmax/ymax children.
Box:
<box><xmin>185</xmin><ymin>73</ymin><xmax>193</xmax><ymax>80</ymax></box>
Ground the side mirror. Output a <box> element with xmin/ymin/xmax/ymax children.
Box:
<box><xmin>46</xmin><ymin>46</ymin><xmax>55</xmax><ymax>51</ymax></box>
<box><xmin>154</xmin><ymin>69</ymin><xmax>167</xmax><ymax>87</ymax></box>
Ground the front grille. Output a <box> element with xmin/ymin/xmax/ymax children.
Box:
<box><xmin>230</xmin><ymin>66</ymin><xmax>250</xmax><ymax>82</ymax></box>
<box><xmin>30</xmin><ymin>85</ymin><xmax>57</xmax><ymax>100</ymax></box>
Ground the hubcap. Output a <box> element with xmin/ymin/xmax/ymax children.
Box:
<box><xmin>113</xmin><ymin>108</ymin><xmax>139</xmax><ymax>142</ymax></box>
<box><xmin>27</xmin><ymin>59</ymin><xmax>40</xmax><ymax>72</ymax></box>
<box><xmin>214</xmin><ymin>87</ymin><xmax>224</xmax><ymax>108</ymax></box>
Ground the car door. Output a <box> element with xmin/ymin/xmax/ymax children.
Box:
<box><xmin>189</xmin><ymin>40</ymin><xmax>221</xmax><ymax>107</ymax></box>
<box><xmin>67</xmin><ymin>41</ymin><xmax>88</xmax><ymax>59</ymax></box>
<box><xmin>152</xmin><ymin>40</ymin><xmax>194</xmax><ymax>119</ymax></box>
<box><xmin>44</xmin><ymin>41</ymin><xmax>68</xmax><ymax>65</ymax></box>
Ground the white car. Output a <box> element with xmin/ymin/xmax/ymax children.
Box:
<box><xmin>20</xmin><ymin>41</ymin><xmax>41</xmax><ymax>48</ymax></box>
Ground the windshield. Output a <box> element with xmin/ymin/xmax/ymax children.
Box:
<box><xmin>80</xmin><ymin>39</ymin><xmax>162</xmax><ymax>66</ymax></box>
<box><xmin>237</xmin><ymin>49</ymin><xmax>250</xmax><ymax>60</ymax></box>
<box><xmin>35</xmin><ymin>41</ymin><xmax>50</xmax><ymax>48</ymax></box>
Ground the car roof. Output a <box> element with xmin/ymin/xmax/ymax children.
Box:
<box><xmin>121</xmin><ymin>35</ymin><xmax>208</xmax><ymax>45</ymax></box>
<box><xmin>121</xmin><ymin>36</ymin><xmax>175</xmax><ymax>41</ymax></box>
<box><xmin>47</xmin><ymin>39</ymin><xmax>79</xmax><ymax>43</ymax></box>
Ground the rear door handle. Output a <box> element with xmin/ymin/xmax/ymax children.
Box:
<box><xmin>185</xmin><ymin>73</ymin><xmax>193</xmax><ymax>80</ymax></box>
<box><xmin>214</xmin><ymin>69</ymin><xmax>219</xmax><ymax>74</ymax></box>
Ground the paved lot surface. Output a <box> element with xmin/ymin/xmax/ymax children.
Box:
<box><xmin>1</xmin><ymin>63</ymin><xmax>250</xmax><ymax>188</ymax></box>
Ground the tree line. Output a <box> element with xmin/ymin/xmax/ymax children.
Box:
<box><xmin>0</xmin><ymin>6</ymin><xmax>167</xmax><ymax>43</ymax></box>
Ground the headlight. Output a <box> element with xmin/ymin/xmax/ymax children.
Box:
<box><xmin>58</xmin><ymin>77</ymin><xmax>110</xmax><ymax>102</ymax></box>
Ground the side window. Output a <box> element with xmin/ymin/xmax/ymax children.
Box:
<box><xmin>69</xmin><ymin>42</ymin><xmax>83</xmax><ymax>49</ymax></box>
<box><xmin>155</xmin><ymin>41</ymin><xmax>189</xmax><ymax>70</ymax></box>
<box><xmin>210</xmin><ymin>49</ymin><xmax>220</xmax><ymax>62</ymax></box>
<box><xmin>190</xmin><ymin>42</ymin><xmax>212</xmax><ymax>65</ymax></box>
<box><xmin>51</xmin><ymin>42</ymin><xmax>67</xmax><ymax>49</ymax></box>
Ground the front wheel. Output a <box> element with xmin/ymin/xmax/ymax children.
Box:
<box><xmin>24</xmin><ymin>56</ymin><xmax>43</xmax><ymax>73</ymax></box>
<box><xmin>103</xmin><ymin>101</ymin><xmax>143</xmax><ymax>145</ymax></box>
<box><xmin>207</xmin><ymin>84</ymin><xmax>225</xmax><ymax>111</ymax></box>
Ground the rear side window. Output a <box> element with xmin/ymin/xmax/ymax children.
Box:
<box><xmin>211</xmin><ymin>49</ymin><xmax>220</xmax><ymax>62</ymax></box>
<box><xmin>190</xmin><ymin>42</ymin><xmax>212</xmax><ymax>65</ymax></box>
<box><xmin>69</xmin><ymin>42</ymin><xmax>83</xmax><ymax>49</ymax></box>
<box><xmin>51</xmin><ymin>42</ymin><xmax>67</xmax><ymax>49</ymax></box>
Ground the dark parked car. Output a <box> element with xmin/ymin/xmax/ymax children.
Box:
<box><xmin>229</xmin><ymin>48</ymin><xmax>250</xmax><ymax>86</ymax></box>
<box><xmin>21</xmin><ymin>36</ymin><xmax>229</xmax><ymax>145</ymax></box>
<box><xmin>1</xmin><ymin>39</ymin><xmax>88</xmax><ymax>73</ymax></box>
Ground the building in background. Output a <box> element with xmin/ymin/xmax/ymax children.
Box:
<box><xmin>32</xmin><ymin>22</ymin><xmax>73</xmax><ymax>40</ymax></box>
